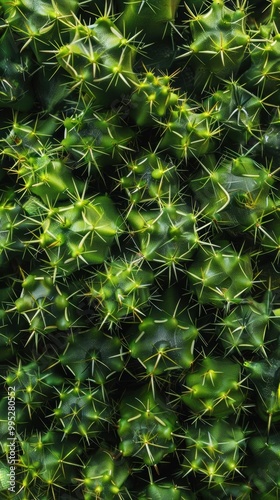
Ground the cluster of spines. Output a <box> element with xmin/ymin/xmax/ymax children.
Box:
<box><xmin>0</xmin><ymin>0</ymin><xmax>280</xmax><ymax>498</ymax></box>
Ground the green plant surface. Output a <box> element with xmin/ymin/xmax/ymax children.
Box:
<box><xmin>0</xmin><ymin>0</ymin><xmax>280</xmax><ymax>498</ymax></box>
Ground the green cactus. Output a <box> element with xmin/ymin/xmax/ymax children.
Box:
<box><xmin>51</xmin><ymin>13</ymin><xmax>139</xmax><ymax>104</ymax></box>
<box><xmin>118</xmin><ymin>385</ymin><xmax>177</xmax><ymax>466</ymax></box>
<box><xmin>116</xmin><ymin>0</ymin><xmax>182</xmax><ymax>42</ymax></box>
<box><xmin>76</xmin><ymin>448</ymin><xmax>130</xmax><ymax>500</ymax></box>
<box><xmin>181</xmin><ymin>419</ymin><xmax>248</xmax><ymax>492</ymax></box>
<box><xmin>17</xmin><ymin>430</ymin><xmax>83</xmax><ymax>498</ymax></box>
<box><xmin>216</xmin><ymin>290</ymin><xmax>280</xmax><ymax>357</ymax></box>
<box><xmin>127</xmin><ymin>199</ymin><xmax>199</xmax><ymax>281</ymax></box>
<box><xmin>181</xmin><ymin>0</ymin><xmax>250</xmax><ymax>91</ymax></box>
<box><xmin>246</xmin><ymin>432</ymin><xmax>280</xmax><ymax>498</ymax></box>
<box><xmin>187</xmin><ymin>240</ymin><xmax>254</xmax><ymax>308</ymax></box>
<box><xmin>51</xmin><ymin>381</ymin><xmax>114</xmax><ymax>442</ymax></box>
<box><xmin>0</xmin><ymin>27</ymin><xmax>35</xmax><ymax>110</ymax></box>
<box><xmin>158</xmin><ymin>100</ymin><xmax>221</xmax><ymax>160</ymax></box>
<box><xmin>241</xmin><ymin>21</ymin><xmax>280</xmax><ymax>105</ymax></box>
<box><xmin>1</xmin><ymin>0</ymin><xmax>280</xmax><ymax>498</ymax></box>
<box><xmin>181</xmin><ymin>355</ymin><xmax>247</xmax><ymax>419</ymax></box>
<box><xmin>127</xmin><ymin>287</ymin><xmax>199</xmax><ymax>383</ymax></box>
<box><xmin>84</xmin><ymin>253</ymin><xmax>154</xmax><ymax>328</ymax></box>
<box><xmin>119</xmin><ymin>149</ymin><xmax>181</xmax><ymax>207</ymax></box>
<box><xmin>2</xmin><ymin>360</ymin><xmax>54</xmax><ymax>433</ymax></box>
<box><xmin>189</xmin><ymin>153</ymin><xmax>277</xmax><ymax>231</ymax></box>
<box><xmin>61</xmin><ymin>105</ymin><xmax>135</xmax><ymax>175</ymax></box>
<box><xmin>21</xmin><ymin>193</ymin><xmax>123</xmax><ymax>277</ymax></box>
<box><xmin>139</xmin><ymin>481</ymin><xmax>194</xmax><ymax>500</ymax></box>
<box><xmin>53</xmin><ymin>327</ymin><xmax>125</xmax><ymax>384</ymax></box>
<box><xmin>130</xmin><ymin>70</ymin><xmax>178</xmax><ymax>126</ymax></box>
<box><xmin>244</xmin><ymin>357</ymin><xmax>280</xmax><ymax>431</ymax></box>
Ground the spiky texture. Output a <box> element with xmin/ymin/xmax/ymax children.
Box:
<box><xmin>1</xmin><ymin>0</ymin><xmax>280</xmax><ymax>498</ymax></box>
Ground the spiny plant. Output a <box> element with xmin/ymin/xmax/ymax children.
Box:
<box><xmin>203</xmin><ymin>80</ymin><xmax>265</xmax><ymax>146</ymax></box>
<box><xmin>118</xmin><ymin>149</ymin><xmax>181</xmax><ymax>207</ymax></box>
<box><xmin>20</xmin><ymin>191</ymin><xmax>123</xmax><ymax>278</ymax></box>
<box><xmin>115</xmin><ymin>0</ymin><xmax>182</xmax><ymax>42</ymax></box>
<box><xmin>13</xmin><ymin>432</ymin><xmax>84</xmax><ymax>500</ymax></box>
<box><xmin>244</xmin><ymin>356</ymin><xmax>280</xmax><ymax>432</ymax></box>
<box><xmin>180</xmin><ymin>0</ymin><xmax>250</xmax><ymax>91</ymax></box>
<box><xmin>129</xmin><ymin>69</ymin><xmax>179</xmax><ymax>126</ymax></box>
<box><xmin>215</xmin><ymin>289</ymin><xmax>280</xmax><ymax>357</ymax></box>
<box><xmin>180</xmin><ymin>418</ymin><xmax>248</xmax><ymax>492</ymax></box>
<box><xmin>187</xmin><ymin>239</ymin><xmax>255</xmax><ymax>308</ymax></box>
<box><xmin>189</xmin><ymin>153</ymin><xmax>278</xmax><ymax>231</ymax></box>
<box><xmin>0</xmin><ymin>27</ymin><xmax>35</xmax><ymax>112</ymax></box>
<box><xmin>49</xmin><ymin>327</ymin><xmax>126</xmax><ymax>384</ymax></box>
<box><xmin>180</xmin><ymin>354</ymin><xmax>248</xmax><ymax>419</ymax></box>
<box><xmin>246</xmin><ymin>431</ymin><xmax>280</xmax><ymax>498</ymax></box>
<box><xmin>241</xmin><ymin>16</ymin><xmax>280</xmax><ymax>105</ymax></box>
<box><xmin>127</xmin><ymin>196</ymin><xmax>201</xmax><ymax>282</ymax></box>
<box><xmin>127</xmin><ymin>286</ymin><xmax>199</xmax><ymax>387</ymax></box>
<box><xmin>158</xmin><ymin>99</ymin><xmax>222</xmax><ymax>160</ymax></box>
<box><xmin>60</xmin><ymin>104</ymin><xmax>135</xmax><ymax>177</ymax></box>
<box><xmin>1</xmin><ymin>359</ymin><xmax>55</xmax><ymax>433</ymax></box>
<box><xmin>117</xmin><ymin>384</ymin><xmax>177</xmax><ymax>467</ymax></box>
<box><xmin>74</xmin><ymin>448</ymin><xmax>130</xmax><ymax>500</ymax></box>
<box><xmin>50</xmin><ymin>381</ymin><xmax>114</xmax><ymax>444</ymax></box>
<box><xmin>0</xmin><ymin>0</ymin><xmax>280</xmax><ymax>498</ymax></box>
<box><xmin>47</xmin><ymin>11</ymin><xmax>140</xmax><ymax>105</ymax></box>
<box><xmin>83</xmin><ymin>252</ymin><xmax>155</xmax><ymax>329</ymax></box>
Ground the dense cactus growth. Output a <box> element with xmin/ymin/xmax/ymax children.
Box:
<box><xmin>1</xmin><ymin>0</ymin><xmax>280</xmax><ymax>498</ymax></box>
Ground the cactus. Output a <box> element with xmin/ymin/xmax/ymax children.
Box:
<box><xmin>130</xmin><ymin>70</ymin><xmax>178</xmax><ymax>126</ymax></box>
<box><xmin>181</xmin><ymin>355</ymin><xmax>247</xmax><ymax>419</ymax></box>
<box><xmin>118</xmin><ymin>385</ymin><xmax>177</xmax><ymax>466</ymax></box>
<box><xmin>187</xmin><ymin>240</ymin><xmax>254</xmax><ymax>308</ymax></box>
<box><xmin>244</xmin><ymin>357</ymin><xmax>280</xmax><ymax>432</ymax></box>
<box><xmin>127</xmin><ymin>287</ymin><xmax>199</xmax><ymax>383</ymax></box>
<box><xmin>181</xmin><ymin>419</ymin><xmax>248</xmax><ymax>491</ymax></box>
<box><xmin>116</xmin><ymin>0</ymin><xmax>182</xmax><ymax>42</ymax></box>
<box><xmin>216</xmin><ymin>290</ymin><xmax>280</xmax><ymax>357</ymax></box>
<box><xmin>84</xmin><ymin>253</ymin><xmax>155</xmax><ymax>328</ymax></box>
<box><xmin>189</xmin><ymin>153</ymin><xmax>277</xmax><ymax>231</ymax></box>
<box><xmin>181</xmin><ymin>0</ymin><xmax>250</xmax><ymax>91</ymax></box>
<box><xmin>158</xmin><ymin>100</ymin><xmax>221</xmax><ymax>160</ymax></box>
<box><xmin>1</xmin><ymin>0</ymin><xmax>280</xmax><ymax>498</ymax></box>
<box><xmin>246</xmin><ymin>432</ymin><xmax>280</xmax><ymax>498</ymax></box>
<box><xmin>76</xmin><ymin>448</ymin><xmax>130</xmax><ymax>500</ymax></box>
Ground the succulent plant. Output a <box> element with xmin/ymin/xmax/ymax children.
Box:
<box><xmin>118</xmin><ymin>384</ymin><xmax>177</xmax><ymax>466</ymax></box>
<box><xmin>181</xmin><ymin>419</ymin><xmax>248</xmax><ymax>490</ymax></box>
<box><xmin>0</xmin><ymin>0</ymin><xmax>280</xmax><ymax>498</ymax></box>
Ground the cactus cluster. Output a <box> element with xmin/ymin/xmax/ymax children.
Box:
<box><xmin>1</xmin><ymin>0</ymin><xmax>280</xmax><ymax>498</ymax></box>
